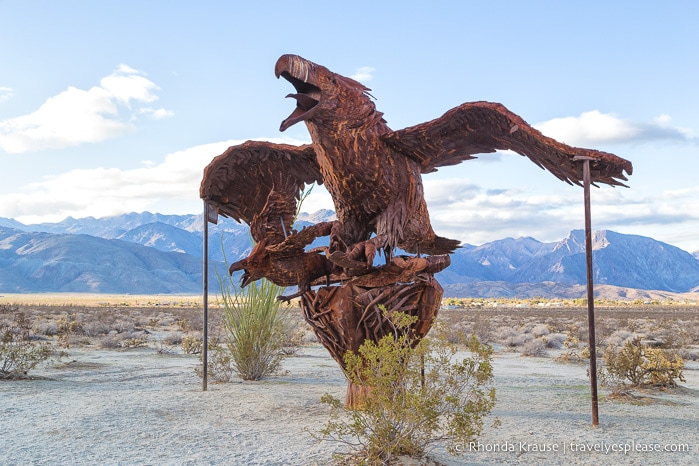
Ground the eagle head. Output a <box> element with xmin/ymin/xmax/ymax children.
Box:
<box><xmin>275</xmin><ymin>54</ymin><xmax>382</xmax><ymax>132</ymax></box>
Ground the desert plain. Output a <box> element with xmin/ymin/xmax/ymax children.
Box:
<box><xmin>1</xmin><ymin>294</ymin><xmax>697</xmax><ymax>465</ymax></box>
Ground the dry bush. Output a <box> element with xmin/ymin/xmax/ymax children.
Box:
<box><xmin>555</xmin><ymin>329</ymin><xmax>590</xmax><ymax>363</ymax></box>
<box><xmin>121</xmin><ymin>333</ymin><xmax>149</xmax><ymax>348</ymax></box>
<box><xmin>531</xmin><ymin>323</ymin><xmax>550</xmax><ymax>337</ymax></box>
<box><xmin>520</xmin><ymin>338</ymin><xmax>547</xmax><ymax>357</ymax></box>
<box><xmin>542</xmin><ymin>333</ymin><xmax>566</xmax><ymax>349</ymax></box>
<box><xmin>163</xmin><ymin>332</ymin><xmax>183</xmax><ymax>346</ymax></box>
<box><xmin>432</xmin><ymin>315</ymin><xmax>468</xmax><ymax>344</ymax></box>
<box><xmin>605</xmin><ymin>329</ymin><xmax>635</xmax><ymax>347</ymax></box>
<box><xmin>470</xmin><ymin>313</ymin><xmax>492</xmax><ymax>342</ymax></box>
<box><xmin>492</xmin><ymin>325</ymin><xmax>517</xmax><ymax>343</ymax></box>
<box><xmin>99</xmin><ymin>334</ymin><xmax>125</xmax><ymax>349</ymax></box>
<box><xmin>181</xmin><ymin>334</ymin><xmax>203</xmax><ymax>355</ymax></box>
<box><xmin>33</xmin><ymin>321</ymin><xmax>59</xmax><ymax>336</ymax></box>
<box><xmin>1</xmin><ymin>312</ymin><xmax>62</xmax><ymax>379</ymax></box>
<box><xmin>195</xmin><ymin>344</ymin><xmax>234</xmax><ymax>383</ymax></box>
<box><xmin>504</xmin><ymin>332</ymin><xmax>533</xmax><ymax>348</ymax></box>
<box><xmin>81</xmin><ymin>321</ymin><xmax>112</xmax><ymax>338</ymax></box>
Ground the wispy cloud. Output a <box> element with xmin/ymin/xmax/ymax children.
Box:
<box><xmin>0</xmin><ymin>65</ymin><xmax>172</xmax><ymax>154</ymax></box>
<box><xmin>535</xmin><ymin>110</ymin><xmax>689</xmax><ymax>146</ymax></box>
<box><xmin>0</xmin><ymin>87</ymin><xmax>14</xmax><ymax>103</ymax></box>
<box><xmin>422</xmin><ymin>176</ymin><xmax>699</xmax><ymax>250</ymax></box>
<box><xmin>0</xmin><ymin>137</ymin><xmax>309</xmax><ymax>223</ymax></box>
<box><xmin>351</xmin><ymin>66</ymin><xmax>375</xmax><ymax>82</ymax></box>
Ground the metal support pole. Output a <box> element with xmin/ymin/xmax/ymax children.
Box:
<box><xmin>202</xmin><ymin>201</ymin><xmax>209</xmax><ymax>392</ymax></box>
<box><xmin>577</xmin><ymin>156</ymin><xmax>599</xmax><ymax>426</ymax></box>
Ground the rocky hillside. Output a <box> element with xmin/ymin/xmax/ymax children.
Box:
<box><xmin>2</xmin><ymin>212</ymin><xmax>698</xmax><ymax>297</ymax></box>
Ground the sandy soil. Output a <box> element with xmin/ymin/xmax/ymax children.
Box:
<box><xmin>1</xmin><ymin>340</ymin><xmax>697</xmax><ymax>466</ymax></box>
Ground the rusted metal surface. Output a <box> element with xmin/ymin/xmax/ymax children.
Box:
<box><xmin>300</xmin><ymin>271</ymin><xmax>444</xmax><ymax>406</ymax></box>
<box><xmin>200</xmin><ymin>55</ymin><xmax>632</xmax><ymax>406</ymax></box>
<box><xmin>576</xmin><ymin>156</ymin><xmax>600</xmax><ymax>426</ymax></box>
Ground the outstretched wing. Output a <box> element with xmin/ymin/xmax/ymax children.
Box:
<box><xmin>200</xmin><ymin>140</ymin><xmax>323</xmax><ymax>243</ymax></box>
<box><xmin>382</xmin><ymin>101</ymin><xmax>633</xmax><ymax>187</ymax></box>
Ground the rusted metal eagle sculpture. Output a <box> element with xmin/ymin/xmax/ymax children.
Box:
<box><xmin>201</xmin><ymin>54</ymin><xmax>632</xmax><ymax>405</ymax></box>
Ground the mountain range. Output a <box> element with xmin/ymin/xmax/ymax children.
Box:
<box><xmin>1</xmin><ymin>211</ymin><xmax>698</xmax><ymax>298</ymax></box>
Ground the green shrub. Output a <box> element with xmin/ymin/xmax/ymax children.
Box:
<box><xmin>1</xmin><ymin>313</ymin><xmax>58</xmax><ymax>380</ymax></box>
<box><xmin>219</xmin><ymin>275</ymin><xmax>294</xmax><ymax>381</ymax></box>
<box><xmin>316</xmin><ymin>311</ymin><xmax>497</xmax><ymax>464</ymax></box>
<box><xmin>602</xmin><ymin>338</ymin><xmax>685</xmax><ymax>388</ymax></box>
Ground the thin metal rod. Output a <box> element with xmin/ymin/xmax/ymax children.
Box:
<box><xmin>582</xmin><ymin>159</ymin><xmax>599</xmax><ymax>426</ymax></box>
<box><xmin>202</xmin><ymin>201</ymin><xmax>209</xmax><ymax>392</ymax></box>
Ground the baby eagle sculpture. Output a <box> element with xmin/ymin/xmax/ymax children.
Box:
<box><xmin>200</xmin><ymin>54</ymin><xmax>632</xmax><ymax>405</ymax></box>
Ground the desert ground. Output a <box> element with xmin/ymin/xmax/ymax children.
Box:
<box><xmin>1</xmin><ymin>295</ymin><xmax>697</xmax><ymax>465</ymax></box>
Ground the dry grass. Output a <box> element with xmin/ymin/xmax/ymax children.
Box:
<box><xmin>2</xmin><ymin>295</ymin><xmax>697</xmax><ymax>366</ymax></box>
<box><xmin>435</xmin><ymin>304</ymin><xmax>699</xmax><ymax>361</ymax></box>
<box><xmin>0</xmin><ymin>295</ymin><xmax>310</xmax><ymax>358</ymax></box>
<box><xmin>0</xmin><ymin>293</ymin><xmax>202</xmax><ymax>307</ymax></box>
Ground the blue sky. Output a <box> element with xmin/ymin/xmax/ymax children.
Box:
<box><xmin>1</xmin><ymin>1</ymin><xmax>698</xmax><ymax>253</ymax></box>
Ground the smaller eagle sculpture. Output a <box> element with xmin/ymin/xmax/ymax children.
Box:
<box><xmin>201</xmin><ymin>54</ymin><xmax>632</xmax><ymax>292</ymax></box>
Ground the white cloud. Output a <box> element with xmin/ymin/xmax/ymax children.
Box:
<box><xmin>351</xmin><ymin>66</ymin><xmax>375</xmax><ymax>82</ymax></box>
<box><xmin>421</xmin><ymin>173</ymin><xmax>699</xmax><ymax>251</ymax></box>
<box><xmin>654</xmin><ymin>113</ymin><xmax>672</xmax><ymax>125</ymax></box>
<box><xmin>0</xmin><ymin>87</ymin><xmax>14</xmax><ymax>103</ymax></box>
<box><xmin>0</xmin><ymin>137</ymin><xmax>310</xmax><ymax>224</ymax></box>
<box><xmin>0</xmin><ymin>65</ymin><xmax>170</xmax><ymax>154</ymax></box>
<box><xmin>535</xmin><ymin>111</ymin><xmax>640</xmax><ymax>145</ymax></box>
<box><xmin>140</xmin><ymin>107</ymin><xmax>175</xmax><ymax>120</ymax></box>
<box><xmin>535</xmin><ymin>110</ymin><xmax>689</xmax><ymax>146</ymax></box>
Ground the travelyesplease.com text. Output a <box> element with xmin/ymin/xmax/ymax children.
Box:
<box><xmin>457</xmin><ymin>440</ymin><xmax>691</xmax><ymax>455</ymax></box>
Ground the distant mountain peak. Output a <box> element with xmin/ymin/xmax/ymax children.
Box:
<box><xmin>2</xmin><ymin>212</ymin><xmax>698</xmax><ymax>296</ymax></box>
<box><xmin>296</xmin><ymin>209</ymin><xmax>337</xmax><ymax>223</ymax></box>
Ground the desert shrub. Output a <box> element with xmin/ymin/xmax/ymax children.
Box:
<box><xmin>99</xmin><ymin>334</ymin><xmax>125</xmax><ymax>349</ymax></box>
<box><xmin>316</xmin><ymin>312</ymin><xmax>497</xmax><ymax>464</ymax></box>
<box><xmin>111</xmin><ymin>319</ymin><xmax>137</xmax><ymax>334</ymax></box>
<box><xmin>163</xmin><ymin>332</ymin><xmax>183</xmax><ymax>346</ymax></box>
<box><xmin>602</xmin><ymin>338</ymin><xmax>685</xmax><ymax>388</ymax></box>
<box><xmin>57</xmin><ymin>314</ymin><xmax>83</xmax><ymax>334</ymax></box>
<box><xmin>521</xmin><ymin>338</ymin><xmax>547</xmax><ymax>357</ymax></box>
<box><xmin>504</xmin><ymin>332</ymin><xmax>532</xmax><ymax>348</ymax></box>
<box><xmin>531</xmin><ymin>323</ymin><xmax>550</xmax><ymax>338</ymax></box>
<box><xmin>681</xmin><ymin>348</ymin><xmax>699</xmax><ymax>362</ymax></box>
<box><xmin>542</xmin><ymin>332</ymin><xmax>566</xmax><ymax>349</ymax></box>
<box><xmin>556</xmin><ymin>330</ymin><xmax>591</xmax><ymax>363</ymax></box>
<box><xmin>195</xmin><ymin>345</ymin><xmax>234</xmax><ymax>383</ymax></box>
<box><xmin>81</xmin><ymin>321</ymin><xmax>112</xmax><ymax>338</ymax></box>
<box><xmin>492</xmin><ymin>325</ymin><xmax>516</xmax><ymax>344</ymax></box>
<box><xmin>470</xmin><ymin>314</ymin><xmax>492</xmax><ymax>343</ymax></box>
<box><xmin>1</xmin><ymin>313</ymin><xmax>59</xmax><ymax>379</ymax></box>
<box><xmin>34</xmin><ymin>321</ymin><xmax>59</xmax><ymax>336</ymax></box>
<box><xmin>218</xmin><ymin>275</ymin><xmax>294</xmax><ymax>381</ymax></box>
<box><xmin>605</xmin><ymin>329</ymin><xmax>635</xmax><ymax>347</ymax></box>
<box><xmin>121</xmin><ymin>335</ymin><xmax>149</xmax><ymax>349</ymax></box>
<box><xmin>1</xmin><ymin>332</ymin><xmax>53</xmax><ymax>379</ymax></box>
<box><xmin>0</xmin><ymin>304</ymin><xmax>19</xmax><ymax>315</ymax></box>
<box><xmin>181</xmin><ymin>335</ymin><xmax>203</xmax><ymax>354</ymax></box>
<box><xmin>176</xmin><ymin>318</ymin><xmax>191</xmax><ymax>332</ymax></box>
<box><xmin>432</xmin><ymin>316</ymin><xmax>467</xmax><ymax>344</ymax></box>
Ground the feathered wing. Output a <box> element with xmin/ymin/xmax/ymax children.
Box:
<box><xmin>382</xmin><ymin>101</ymin><xmax>633</xmax><ymax>186</ymax></box>
<box><xmin>200</xmin><ymin>140</ymin><xmax>323</xmax><ymax>243</ymax></box>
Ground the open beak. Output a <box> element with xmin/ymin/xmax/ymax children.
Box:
<box><xmin>275</xmin><ymin>54</ymin><xmax>321</xmax><ymax>131</ymax></box>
